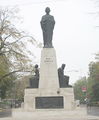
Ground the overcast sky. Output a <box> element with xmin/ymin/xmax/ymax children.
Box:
<box><xmin>0</xmin><ymin>0</ymin><xmax>99</xmax><ymax>84</ymax></box>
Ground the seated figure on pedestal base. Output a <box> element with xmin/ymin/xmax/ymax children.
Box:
<box><xmin>58</xmin><ymin>64</ymin><xmax>72</xmax><ymax>88</ymax></box>
<box><xmin>29</xmin><ymin>64</ymin><xmax>39</xmax><ymax>88</ymax></box>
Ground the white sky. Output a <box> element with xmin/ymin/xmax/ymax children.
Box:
<box><xmin>1</xmin><ymin>0</ymin><xmax>99</xmax><ymax>84</ymax></box>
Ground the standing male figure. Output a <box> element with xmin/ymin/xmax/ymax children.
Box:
<box><xmin>40</xmin><ymin>7</ymin><xmax>55</xmax><ymax>48</ymax></box>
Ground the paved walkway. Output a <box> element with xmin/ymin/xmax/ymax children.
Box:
<box><xmin>0</xmin><ymin>116</ymin><xmax>99</xmax><ymax>120</ymax></box>
<box><xmin>0</xmin><ymin>106</ymin><xmax>99</xmax><ymax>120</ymax></box>
<box><xmin>0</xmin><ymin>109</ymin><xmax>12</xmax><ymax>118</ymax></box>
<box><xmin>87</xmin><ymin>106</ymin><xmax>99</xmax><ymax>116</ymax></box>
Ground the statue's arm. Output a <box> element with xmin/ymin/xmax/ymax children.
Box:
<box><xmin>40</xmin><ymin>16</ymin><xmax>45</xmax><ymax>30</ymax></box>
<box><xmin>53</xmin><ymin>16</ymin><xmax>55</xmax><ymax>25</ymax></box>
<box><xmin>51</xmin><ymin>16</ymin><xmax>55</xmax><ymax>29</ymax></box>
<box><xmin>40</xmin><ymin>20</ymin><xmax>43</xmax><ymax>29</ymax></box>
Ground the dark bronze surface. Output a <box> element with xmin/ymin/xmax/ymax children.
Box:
<box><xmin>40</xmin><ymin>7</ymin><xmax>55</xmax><ymax>48</ymax></box>
<box><xmin>35</xmin><ymin>96</ymin><xmax>64</xmax><ymax>109</ymax></box>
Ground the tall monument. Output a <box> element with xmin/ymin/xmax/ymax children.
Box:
<box><xmin>24</xmin><ymin>7</ymin><xmax>74</xmax><ymax>110</ymax></box>
<box><xmin>12</xmin><ymin>8</ymin><xmax>87</xmax><ymax>120</ymax></box>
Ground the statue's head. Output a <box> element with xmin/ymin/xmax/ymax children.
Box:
<box><xmin>35</xmin><ymin>64</ymin><xmax>38</xmax><ymax>68</ymax></box>
<box><xmin>61</xmin><ymin>64</ymin><xmax>65</xmax><ymax>70</ymax></box>
<box><xmin>45</xmin><ymin>7</ymin><xmax>50</xmax><ymax>14</ymax></box>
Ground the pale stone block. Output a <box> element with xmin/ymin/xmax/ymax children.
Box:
<box><xmin>39</xmin><ymin>48</ymin><xmax>59</xmax><ymax>89</ymax></box>
<box><xmin>12</xmin><ymin>107</ymin><xmax>88</xmax><ymax>120</ymax></box>
<box><xmin>24</xmin><ymin>88</ymin><xmax>75</xmax><ymax>110</ymax></box>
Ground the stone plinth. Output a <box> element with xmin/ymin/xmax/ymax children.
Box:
<box><xmin>12</xmin><ymin>107</ymin><xmax>87</xmax><ymax>120</ymax></box>
<box><xmin>39</xmin><ymin>48</ymin><xmax>59</xmax><ymax>89</ymax></box>
<box><xmin>23</xmin><ymin>48</ymin><xmax>75</xmax><ymax>110</ymax></box>
<box><xmin>13</xmin><ymin>48</ymin><xmax>77</xmax><ymax>120</ymax></box>
<box><xmin>24</xmin><ymin>88</ymin><xmax>74</xmax><ymax>110</ymax></box>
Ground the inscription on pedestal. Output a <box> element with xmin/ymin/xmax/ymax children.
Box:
<box><xmin>44</xmin><ymin>57</ymin><xmax>53</xmax><ymax>63</ymax></box>
<box><xmin>35</xmin><ymin>96</ymin><xmax>64</xmax><ymax>109</ymax></box>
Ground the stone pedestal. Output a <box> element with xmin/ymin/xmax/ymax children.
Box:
<box><xmin>23</xmin><ymin>48</ymin><xmax>74</xmax><ymax>110</ymax></box>
<box><xmin>39</xmin><ymin>48</ymin><xmax>59</xmax><ymax>89</ymax></box>
<box><xmin>12</xmin><ymin>48</ymin><xmax>79</xmax><ymax>120</ymax></box>
<box><xmin>24</xmin><ymin>88</ymin><xmax>74</xmax><ymax>110</ymax></box>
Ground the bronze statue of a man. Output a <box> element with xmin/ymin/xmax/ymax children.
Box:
<box><xmin>58</xmin><ymin>64</ymin><xmax>71</xmax><ymax>88</ymax></box>
<box><xmin>40</xmin><ymin>7</ymin><xmax>55</xmax><ymax>48</ymax></box>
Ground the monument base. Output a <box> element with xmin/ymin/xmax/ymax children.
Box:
<box><xmin>24</xmin><ymin>88</ymin><xmax>74</xmax><ymax>111</ymax></box>
<box><xmin>12</xmin><ymin>107</ymin><xmax>87</xmax><ymax>120</ymax></box>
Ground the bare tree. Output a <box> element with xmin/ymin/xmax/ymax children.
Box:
<box><xmin>0</xmin><ymin>7</ymin><xmax>40</xmax><ymax>80</ymax></box>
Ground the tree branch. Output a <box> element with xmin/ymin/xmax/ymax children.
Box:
<box><xmin>7</xmin><ymin>35</ymin><xmax>37</xmax><ymax>45</ymax></box>
<box><xmin>4</xmin><ymin>34</ymin><xmax>12</xmax><ymax>41</ymax></box>
<box><xmin>0</xmin><ymin>69</ymin><xmax>31</xmax><ymax>81</ymax></box>
<box><xmin>0</xmin><ymin>50</ymin><xmax>10</xmax><ymax>56</ymax></box>
<box><xmin>0</xmin><ymin>69</ymin><xmax>22</xmax><ymax>80</ymax></box>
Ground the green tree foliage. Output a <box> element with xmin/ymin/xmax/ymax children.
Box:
<box><xmin>92</xmin><ymin>83</ymin><xmax>99</xmax><ymax>101</ymax></box>
<box><xmin>87</xmin><ymin>60</ymin><xmax>99</xmax><ymax>102</ymax></box>
<box><xmin>74</xmin><ymin>53</ymin><xmax>99</xmax><ymax>104</ymax></box>
<box><xmin>0</xmin><ymin>7</ymin><xmax>38</xmax><ymax>99</ymax></box>
<box><xmin>13</xmin><ymin>76</ymin><xmax>30</xmax><ymax>100</ymax></box>
<box><xmin>0</xmin><ymin>55</ymin><xmax>15</xmax><ymax>98</ymax></box>
<box><xmin>74</xmin><ymin>77</ymin><xmax>87</xmax><ymax>103</ymax></box>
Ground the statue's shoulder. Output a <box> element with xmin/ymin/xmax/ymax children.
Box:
<box><xmin>50</xmin><ymin>15</ymin><xmax>54</xmax><ymax>18</ymax></box>
<box><xmin>41</xmin><ymin>15</ymin><xmax>46</xmax><ymax>21</ymax></box>
<box><xmin>42</xmin><ymin>15</ymin><xmax>46</xmax><ymax>18</ymax></box>
<box><xmin>41</xmin><ymin>15</ymin><xmax>54</xmax><ymax>19</ymax></box>
<box><xmin>58</xmin><ymin>68</ymin><xmax>62</xmax><ymax>72</ymax></box>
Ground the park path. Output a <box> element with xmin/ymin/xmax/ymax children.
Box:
<box><xmin>87</xmin><ymin>106</ymin><xmax>99</xmax><ymax>116</ymax></box>
<box><xmin>0</xmin><ymin>106</ymin><xmax>99</xmax><ymax>120</ymax></box>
